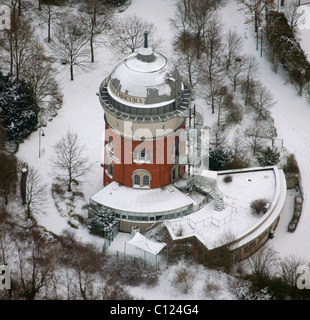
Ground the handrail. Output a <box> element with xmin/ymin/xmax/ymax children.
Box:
<box><xmin>165</xmin><ymin>204</ymin><xmax>238</xmax><ymax>231</ymax></box>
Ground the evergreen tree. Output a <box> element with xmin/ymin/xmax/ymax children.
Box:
<box><xmin>209</xmin><ymin>147</ymin><xmax>232</xmax><ymax>171</ymax></box>
<box><xmin>87</xmin><ymin>208</ymin><xmax>119</xmax><ymax>237</ymax></box>
<box><xmin>0</xmin><ymin>72</ymin><xmax>38</xmax><ymax>142</ymax></box>
<box><xmin>257</xmin><ymin>147</ymin><xmax>280</xmax><ymax>167</ymax></box>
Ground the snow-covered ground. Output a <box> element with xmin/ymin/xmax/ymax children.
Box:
<box><xmin>13</xmin><ymin>0</ymin><xmax>310</xmax><ymax>299</ymax></box>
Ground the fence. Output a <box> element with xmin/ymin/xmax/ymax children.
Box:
<box><xmin>166</xmin><ymin>204</ymin><xmax>238</xmax><ymax>232</ymax></box>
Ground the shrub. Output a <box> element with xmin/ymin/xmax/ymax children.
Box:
<box><xmin>175</xmin><ymin>227</ymin><xmax>184</xmax><ymax>236</ymax></box>
<box><xmin>51</xmin><ymin>183</ymin><xmax>65</xmax><ymax>196</ymax></box>
<box><xmin>225</xmin><ymin>104</ymin><xmax>243</xmax><ymax>126</ymax></box>
<box><xmin>204</xmin><ymin>280</ymin><xmax>221</xmax><ymax>298</ymax></box>
<box><xmin>106</xmin><ymin>256</ymin><xmax>158</xmax><ymax>287</ymax></box>
<box><xmin>171</xmin><ymin>266</ymin><xmax>196</xmax><ymax>294</ymax></box>
<box><xmin>223</xmin><ymin>175</ymin><xmax>233</xmax><ymax>183</ymax></box>
<box><xmin>283</xmin><ymin>154</ymin><xmax>300</xmax><ymax>174</ymax></box>
<box><xmin>250</xmin><ymin>199</ymin><xmax>268</xmax><ymax>215</ymax></box>
<box><xmin>227</xmin><ymin>157</ymin><xmax>250</xmax><ymax>170</ymax></box>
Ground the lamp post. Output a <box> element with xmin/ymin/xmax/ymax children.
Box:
<box><xmin>39</xmin><ymin>128</ymin><xmax>45</xmax><ymax>158</ymax></box>
<box><xmin>259</xmin><ymin>27</ymin><xmax>263</xmax><ymax>57</ymax></box>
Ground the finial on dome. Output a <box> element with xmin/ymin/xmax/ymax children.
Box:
<box><xmin>137</xmin><ymin>32</ymin><xmax>155</xmax><ymax>63</ymax></box>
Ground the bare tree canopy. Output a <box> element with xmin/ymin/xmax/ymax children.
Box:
<box><xmin>80</xmin><ymin>0</ymin><xmax>114</xmax><ymax>62</ymax></box>
<box><xmin>51</xmin><ymin>130</ymin><xmax>89</xmax><ymax>192</ymax></box>
<box><xmin>24</xmin><ymin>166</ymin><xmax>48</xmax><ymax>219</ymax></box>
<box><xmin>49</xmin><ymin>14</ymin><xmax>89</xmax><ymax>80</ymax></box>
<box><xmin>109</xmin><ymin>14</ymin><xmax>161</xmax><ymax>58</ymax></box>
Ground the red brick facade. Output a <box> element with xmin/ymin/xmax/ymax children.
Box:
<box><xmin>104</xmin><ymin>123</ymin><xmax>186</xmax><ymax>188</ymax></box>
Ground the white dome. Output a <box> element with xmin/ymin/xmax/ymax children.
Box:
<box><xmin>107</xmin><ymin>49</ymin><xmax>181</xmax><ymax>107</ymax></box>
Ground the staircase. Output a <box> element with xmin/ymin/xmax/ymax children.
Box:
<box><xmin>207</xmin><ymin>189</ymin><xmax>224</xmax><ymax>212</ymax></box>
<box><xmin>144</xmin><ymin>217</ymin><xmax>166</xmax><ymax>239</ymax></box>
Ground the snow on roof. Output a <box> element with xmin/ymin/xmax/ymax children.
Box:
<box><xmin>126</xmin><ymin>232</ymin><xmax>166</xmax><ymax>255</ymax></box>
<box><xmin>166</xmin><ymin>167</ymin><xmax>282</xmax><ymax>250</ymax></box>
<box><xmin>107</xmin><ymin>51</ymin><xmax>179</xmax><ymax>105</ymax></box>
<box><xmin>90</xmin><ymin>181</ymin><xmax>193</xmax><ymax>214</ymax></box>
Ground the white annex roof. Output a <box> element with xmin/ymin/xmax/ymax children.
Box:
<box><xmin>126</xmin><ymin>232</ymin><xmax>166</xmax><ymax>255</ymax></box>
<box><xmin>90</xmin><ymin>181</ymin><xmax>193</xmax><ymax>214</ymax></box>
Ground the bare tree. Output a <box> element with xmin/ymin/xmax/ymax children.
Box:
<box><xmin>226</xmin><ymin>55</ymin><xmax>244</xmax><ymax>92</ymax></box>
<box><xmin>81</xmin><ymin>0</ymin><xmax>114</xmax><ymax>63</ymax></box>
<box><xmin>0</xmin><ymin>222</ymin><xmax>15</xmax><ymax>266</ymax></box>
<box><xmin>279</xmin><ymin>254</ymin><xmax>306</xmax><ymax>297</ymax></box>
<box><xmin>246</xmin><ymin>244</ymin><xmax>278</xmax><ymax>280</ymax></box>
<box><xmin>171</xmin><ymin>0</ymin><xmax>212</xmax><ymax>59</ymax></box>
<box><xmin>214</xmin><ymin>86</ymin><xmax>234</xmax><ymax>126</ymax></box>
<box><xmin>24</xmin><ymin>166</ymin><xmax>48</xmax><ymax>219</ymax></box>
<box><xmin>284</xmin><ymin>0</ymin><xmax>303</xmax><ymax>29</ymax></box>
<box><xmin>22</xmin><ymin>42</ymin><xmax>63</xmax><ymax>126</ymax></box>
<box><xmin>245</xmin><ymin>122</ymin><xmax>268</xmax><ymax>156</ymax></box>
<box><xmin>51</xmin><ymin>130</ymin><xmax>89</xmax><ymax>192</ymax></box>
<box><xmin>202</xmin><ymin>13</ymin><xmax>225</xmax><ymax>83</ymax></box>
<box><xmin>231</xmin><ymin>128</ymin><xmax>245</xmax><ymax>160</ymax></box>
<box><xmin>214</xmin><ymin>229</ymin><xmax>237</xmax><ymax>273</ymax></box>
<box><xmin>109</xmin><ymin>14</ymin><xmax>160</xmax><ymax>58</ymax></box>
<box><xmin>210</xmin><ymin>122</ymin><xmax>228</xmax><ymax>148</ymax></box>
<box><xmin>201</xmin><ymin>14</ymin><xmax>225</xmax><ymax>113</ymax></box>
<box><xmin>60</xmin><ymin>240</ymin><xmax>105</xmax><ymax>300</ymax></box>
<box><xmin>14</xmin><ymin>226</ymin><xmax>57</xmax><ymax>300</ymax></box>
<box><xmin>224</xmin><ymin>29</ymin><xmax>243</xmax><ymax>73</ymax></box>
<box><xmin>175</xmin><ymin>44</ymin><xmax>200</xmax><ymax>88</ymax></box>
<box><xmin>242</xmin><ymin>55</ymin><xmax>259</xmax><ymax>106</ymax></box>
<box><xmin>241</xmin><ymin>0</ymin><xmax>275</xmax><ymax>33</ymax></box>
<box><xmin>0</xmin><ymin>15</ymin><xmax>34</xmax><ymax>80</ymax></box>
<box><xmin>251</xmin><ymin>81</ymin><xmax>275</xmax><ymax>120</ymax></box>
<box><xmin>40</xmin><ymin>0</ymin><xmax>64</xmax><ymax>43</ymax></box>
<box><xmin>204</xmin><ymin>74</ymin><xmax>224</xmax><ymax>114</ymax></box>
<box><xmin>50</xmin><ymin>14</ymin><xmax>89</xmax><ymax>81</ymax></box>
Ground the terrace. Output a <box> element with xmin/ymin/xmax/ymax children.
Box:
<box><xmin>165</xmin><ymin>166</ymin><xmax>287</xmax><ymax>251</ymax></box>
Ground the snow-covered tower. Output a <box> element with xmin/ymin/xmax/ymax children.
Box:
<box><xmin>99</xmin><ymin>34</ymin><xmax>191</xmax><ymax>189</ymax></box>
<box><xmin>90</xmin><ymin>34</ymin><xmax>199</xmax><ymax>233</ymax></box>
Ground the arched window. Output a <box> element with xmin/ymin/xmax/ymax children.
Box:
<box><xmin>134</xmin><ymin>174</ymin><xmax>140</xmax><ymax>186</ymax></box>
<box><xmin>132</xmin><ymin>169</ymin><xmax>152</xmax><ymax>188</ymax></box>
<box><xmin>143</xmin><ymin>175</ymin><xmax>150</xmax><ymax>186</ymax></box>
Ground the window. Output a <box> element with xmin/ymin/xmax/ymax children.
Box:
<box><xmin>143</xmin><ymin>175</ymin><xmax>149</xmax><ymax>186</ymax></box>
<box><xmin>175</xmin><ymin>137</ymin><xmax>179</xmax><ymax>157</ymax></box>
<box><xmin>133</xmin><ymin>148</ymin><xmax>150</xmax><ymax>162</ymax></box>
<box><xmin>105</xmin><ymin>159</ymin><xmax>114</xmax><ymax>178</ymax></box>
<box><xmin>134</xmin><ymin>174</ymin><xmax>140</xmax><ymax>186</ymax></box>
<box><xmin>132</xmin><ymin>169</ymin><xmax>152</xmax><ymax>188</ymax></box>
<box><xmin>140</xmin><ymin>148</ymin><xmax>145</xmax><ymax>160</ymax></box>
<box><xmin>108</xmin><ymin>136</ymin><xmax>114</xmax><ymax>152</ymax></box>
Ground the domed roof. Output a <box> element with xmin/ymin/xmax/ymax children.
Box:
<box><xmin>107</xmin><ymin>43</ymin><xmax>182</xmax><ymax>107</ymax></box>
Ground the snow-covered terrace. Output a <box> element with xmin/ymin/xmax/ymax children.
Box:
<box><xmin>165</xmin><ymin>166</ymin><xmax>287</xmax><ymax>250</ymax></box>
